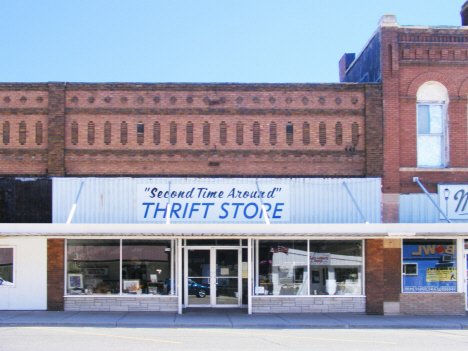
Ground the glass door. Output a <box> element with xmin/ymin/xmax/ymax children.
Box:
<box><xmin>185</xmin><ymin>247</ymin><xmax>241</xmax><ymax>307</ymax></box>
<box><xmin>215</xmin><ymin>249</ymin><xmax>240</xmax><ymax>306</ymax></box>
<box><xmin>186</xmin><ymin>249</ymin><xmax>211</xmax><ymax>306</ymax></box>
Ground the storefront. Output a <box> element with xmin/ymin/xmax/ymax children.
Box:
<box><xmin>1</xmin><ymin>177</ymin><xmax>467</xmax><ymax>315</ymax></box>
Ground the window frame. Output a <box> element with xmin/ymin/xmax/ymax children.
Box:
<box><xmin>0</xmin><ymin>246</ymin><xmax>15</xmax><ymax>288</ymax></box>
<box><xmin>64</xmin><ymin>239</ymin><xmax>176</xmax><ymax>297</ymax></box>
<box><xmin>416</xmin><ymin>102</ymin><xmax>448</xmax><ymax>168</ymax></box>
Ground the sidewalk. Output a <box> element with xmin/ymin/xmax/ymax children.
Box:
<box><xmin>1</xmin><ymin>309</ymin><xmax>468</xmax><ymax>329</ymax></box>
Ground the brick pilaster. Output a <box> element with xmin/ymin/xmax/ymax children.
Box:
<box><xmin>47</xmin><ymin>239</ymin><xmax>64</xmax><ymax>311</ymax></box>
<box><xmin>47</xmin><ymin>83</ymin><xmax>66</xmax><ymax>176</ymax></box>
<box><xmin>365</xmin><ymin>239</ymin><xmax>384</xmax><ymax>314</ymax></box>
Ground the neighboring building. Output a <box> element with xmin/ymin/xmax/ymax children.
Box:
<box><xmin>0</xmin><ymin>3</ymin><xmax>467</xmax><ymax>315</ymax></box>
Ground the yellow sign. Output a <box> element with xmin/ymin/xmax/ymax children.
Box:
<box><xmin>426</xmin><ymin>268</ymin><xmax>457</xmax><ymax>282</ymax></box>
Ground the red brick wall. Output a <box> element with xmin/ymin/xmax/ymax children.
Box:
<box><xmin>365</xmin><ymin>239</ymin><xmax>384</xmax><ymax>314</ymax></box>
<box><xmin>380</xmin><ymin>27</ymin><xmax>468</xmax><ymax>195</ymax></box>
<box><xmin>47</xmin><ymin>239</ymin><xmax>64</xmax><ymax>311</ymax></box>
<box><xmin>0</xmin><ymin>83</ymin><xmax>383</xmax><ymax>178</ymax></box>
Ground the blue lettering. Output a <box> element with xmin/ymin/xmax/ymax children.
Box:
<box><xmin>189</xmin><ymin>203</ymin><xmax>200</xmax><ymax>218</ymax></box>
<box><xmin>259</xmin><ymin>203</ymin><xmax>272</xmax><ymax>218</ymax></box>
<box><xmin>153</xmin><ymin>202</ymin><xmax>167</xmax><ymax>218</ymax></box>
<box><xmin>202</xmin><ymin>203</ymin><xmax>215</xmax><ymax>218</ymax></box>
<box><xmin>244</xmin><ymin>203</ymin><xmax>258</xmax><ymax>219</ymax></box>
<box><xmin>232</xmin><ymin>203</ymin><xmax>244</xmax><ymax>219</ymax></box>
<box><xmin>182</xmin><ymin>203</ymin><xmax>189</xmax><ymax>218</ymax></box>
<box><xmin>273</xmin><ymin>203</ymin><xmax>284</xmax><ymax>219</ymax></box>
<box><xmin>171</xmin><ymin>203</ymin><xmax>182</xmax><ymax>218</ymax></box>
<box><xmin>142</xmin><ymin>202</ymin><xmax>154</xmax><ymax>218</ymax></box>
<box><xmin>219</xmin><ymin>202</ymin><xmax>229</xmax><ymax>219</ymax></box>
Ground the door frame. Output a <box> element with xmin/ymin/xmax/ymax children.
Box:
<box><xmin>184</xmin><ymin>246</ymin><xmax>242</xmax><ymax>308</ymax></box>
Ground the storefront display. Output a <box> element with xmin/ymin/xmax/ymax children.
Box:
<box><xmin>66</xmin><ymin>239</ymin><xmax>174</xmax><ymax>296</ymax></box>
<box><xmin>402</xmin><ymin>239</ymin><xmax>457</xmax><ymax>293</ymax></box>
<box><xmin>254</xmin><ymin>240</ymin><xmax>363</xmax><ymax>296</ymax></box>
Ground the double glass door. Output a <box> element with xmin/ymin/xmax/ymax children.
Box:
<box><xmin>185</xmin><ymin>247</ymin><xmax>241</xmax><ymax>307</ymax></box>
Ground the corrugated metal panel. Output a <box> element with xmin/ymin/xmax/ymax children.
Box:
<box><xmin>399</xmin><ymin>194</ymin><xmax>468</xmax><ymax>223</ymax></box>
<box><xmin>53</xmin><ymin>177</ymin><xmax>381</xmax><ymax>224</ymax></box>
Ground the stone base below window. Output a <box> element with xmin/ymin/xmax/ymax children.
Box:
<box><xmin>400</xmin><ymin>293</ymin><xmax>466</xmax><ymax>315</ymax></box>
<box><xmin>252</xmin><ymin>296</ymin><xmax>366</xmax><ymax>313</ymax></box>
<box><xmin>64</xmin><ymin>296</ymin><xmax>178</xmax><ymax>312</ymax></box>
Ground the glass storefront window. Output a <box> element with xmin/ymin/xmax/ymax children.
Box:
<box><xmin>67</xmin><ymin>240</ymin><xmax>120</xmax><ymax>295</ymax></box>
<box><xmin>0</xmin><ymin>248</ymin><xmax>14</xmax><ymax>286</ymax></box>
<box><xmin>66</xmin><ymin>239</ymin><xmax>174</xmax><ymax>296</ymax></box>
<box><xmin>122</xmin><ymin>240</ymin><xmax>172</xmax><ymax>295</ymax></box>
<box><xmin>403</xmin><ymin>239</ymin><xmax>457</xmax><ymax>293</ymax></box>
<box><xmin>309</xmin><ymin>241</ymin><xmax>362</xmax><ymax>295</ymax></box>
<box><xmin>254</xmin><ymin>240</ymin><xmax>363</xmax><ymax>296</ymax></box>
<box><xmin>255</xmin><ymin>240</ymin><xmax>308</xmax><ymax>296</ymax></box>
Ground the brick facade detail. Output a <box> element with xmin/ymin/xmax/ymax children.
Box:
<box><xmin>47</xmin><ymin>239</ymin><xmax>64</xmax><ymax>311</ymax></box>
<box><xmin>0</xmin><ymin>83</ymin><xmax>383</xmax><ymax>178</ymax></box>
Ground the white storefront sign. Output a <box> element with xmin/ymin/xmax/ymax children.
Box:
<box><xmin>438</xmin><ymin>184</ymin><xmax>468</xmax><ymax>220</ymax></box>
<box><xmin>137</xmin><ymin>184</ymin><xmax>290</xmax><ymax>222</ymax></box>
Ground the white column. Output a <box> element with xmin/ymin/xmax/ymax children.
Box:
<box><xmin>248</xmin><ymin>238</ymin><xmax>252</xmax><ymax>315</ymax></box>
<box><xmin>177</xmin><ymin>238</ymin><xmax>183</xmax><ymax>315</ymax></box>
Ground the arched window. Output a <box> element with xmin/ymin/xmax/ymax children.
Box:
<box><xmin>416</xmin><ymin>81</ymin><xmax>449</xmax><ymax>167</ymax></box>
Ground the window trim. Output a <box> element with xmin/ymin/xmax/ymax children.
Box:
<box><xmin>0</xmin><ymin>246</ymin><xmax>15</xmax><ymax>288</ymax></box>
<box><xmin>416</xmin><ymin>103</ymin><xmax>448</xmax><ymax>168</ymax></box>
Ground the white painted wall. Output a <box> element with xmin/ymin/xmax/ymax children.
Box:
<box><xmin>0</xmin><ymin>237</ymin><xmax>47</xmax><ymax>310</ymax></box>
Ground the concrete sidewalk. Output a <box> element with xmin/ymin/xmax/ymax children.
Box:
<box><xmin>1</xmin><ymin>309</ymin><xmax>468</xmax><ymax>329</ymax></box>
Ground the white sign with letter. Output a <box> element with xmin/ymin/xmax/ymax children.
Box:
<box><xmin>438</xmin><ymin>184</ymin><xmax>468</xmax><ymax>220</ymax></box>
<box><xmin>137</xmin><ymin>184</ymin><xmax>290</xmax><ymax>222</ymax></box>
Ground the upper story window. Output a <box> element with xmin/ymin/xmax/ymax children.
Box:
<box><xmin>416</xmin><ymin>82</ymin><xmax>449</xmax><ymax>168</ymax></box>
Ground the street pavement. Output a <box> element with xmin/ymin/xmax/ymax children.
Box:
<box><xmin>0</xmin><ymin>309</ymin><xmax>467</xmax><ymax>329</ymax></box>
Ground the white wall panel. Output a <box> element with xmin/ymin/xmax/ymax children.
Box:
<box><xmin>0</xmin><ymin>237</ymin><xmax>47</xmax><ymax>310</ymax></box>
<box><xmin>400</xmin><ymin>193</ymin><xmax>468</xmax><ymax>223</ymax></box>
<box><xmin>53</xmin><ymin>177</ymin><xmax>381</xmax><ymax>224</ymax></box>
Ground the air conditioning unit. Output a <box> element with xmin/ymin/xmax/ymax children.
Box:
<box><xmin>440</xmin><ymin>255</ymin><xmax>452</xmax><ymax>262</ymax></box>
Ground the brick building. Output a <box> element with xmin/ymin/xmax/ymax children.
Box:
<box><xmin>0</xmin><ymin>3</ymin><xmax>467</xmax><ymax>315</ymax></box>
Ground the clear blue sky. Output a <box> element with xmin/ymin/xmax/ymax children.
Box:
<box><xmin>1</xmin><ymin>0</ymin><xmax>465</xmax><ymax>83</ymax></box>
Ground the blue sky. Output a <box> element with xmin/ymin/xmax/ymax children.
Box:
<box><xmin>1</xmin><ymin>1</ymin><xmax>465</xmax><ymax>83</ymax></box>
